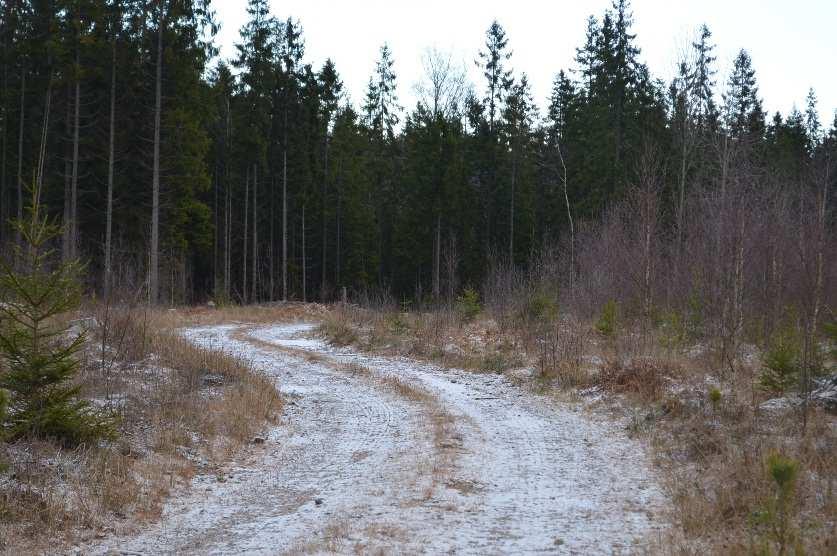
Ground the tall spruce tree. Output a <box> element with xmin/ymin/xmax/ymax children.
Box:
<box><xmin>722</xmin><ymin>49</ymin><xmax>765</xmax><ymax>140</ymax></box>
<box><xmin>478</xmin><ymin>21</ymin><xmax>512</xmax><ymax>134</ymax></box>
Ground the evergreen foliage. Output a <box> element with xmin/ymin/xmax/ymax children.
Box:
<box><xmin>0</xmin><ymin>0</ymin><xmax>833</xmax><ymax>305</ymax></box>
<box><xmin>596</xmin><ymin>300</ymin><xmax>619</xmax><ymax>338</ymax></box>
<box><xmin>759</xmin><ymin>325</ymin><xmax>802</xmax><ymax>395</ymax></box>
<box><xmin>0</xmin><ymin>186</ymin><xmax>114</xmax><ymax>446</ymax></box>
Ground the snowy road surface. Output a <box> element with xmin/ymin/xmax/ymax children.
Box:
<box><xmin>90</xmin><ymin>322</ymin><xmax>667</xmax><ymax>555</ymax></box>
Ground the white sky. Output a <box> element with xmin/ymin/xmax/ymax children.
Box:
<box><xmin>211</xmin><ymin>0</ymin><xmax>836</xmax><ymax>127</ymax></box>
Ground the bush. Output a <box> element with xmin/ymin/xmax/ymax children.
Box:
<box><xmin>387</xmin><ymin>313</ymin><xmax>410</xmax><ymax>335</ymax></box>
<box><xmin>759</xmin><ymin>326</ymin><xmax>802</xmax><ymax>395</ymax></box>
<box><xmin>521</xmin><ymin>290</ymin><xmax>558</xmax><ymax>323</ymax></box>
<box><xmin>751</xmin><ymin>453</ymin><xmax>800</xmax><ymax>554</ymax></box>
<box><xmin>659</xmin><ymin>310</ymin><xmax>688</xmax><ymax>350</ymax></box>
<box><xmin>595</xmin><ymin>300</ymin><xmax>619</xmax><ymax>338</ymax></box>
<box><xmin>318</xmin><ymin>317</ymin><xmax>358</xmax><ymax>346</ymax></box>
<box><xmin>709</xmin><ymin>386</ymin><xmax>722</xmax><ymax>407</ymax></box>
<box><xmin>0</xmin><ymin>187</ymin><xmax>115</xmax><ymax>446</ymax></box>
<box><xmin>456</xmin><ymin>287</ymin><xmax>482</xmax><ymax>322</ymax></box>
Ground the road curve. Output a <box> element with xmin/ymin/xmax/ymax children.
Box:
<box><xmin>89</xmin><ymin>322</ymin><xmax>667</xmax><ymax>555</ymax></box>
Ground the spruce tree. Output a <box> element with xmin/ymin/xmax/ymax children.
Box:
<box><xmin>804</xmin><ymin>88</ymin><xmax>821</xmax><ymax>153</ymax></box>
<box><xmin>722</xmin><ymin>49</ymin><xmax>764</xmax><ymax>140</ymax></box>
<box><xmin>478</xmin><ymin>21</ymin><xmax>513</xmax><ymax>134</ymax></box>
<box><xmin>0</xmin><ymin>186</ymin><xmax>113</xmax><ymax>446</ymax></box>
<box><xmin>691</xmin><ymin>24</ymin><xmax>718</xmax><ymax>130</ymax></box>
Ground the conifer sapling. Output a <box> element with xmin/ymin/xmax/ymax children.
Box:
<box><xmin>0</xmin><ymin>184</ymin><xmax>114</xmax><ymax>446</ymax></box>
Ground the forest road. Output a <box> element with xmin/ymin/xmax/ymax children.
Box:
<box><xmin>90</xmin><ymin>322</ymin><xmax>667</xmax><ymax>555</ymax></box>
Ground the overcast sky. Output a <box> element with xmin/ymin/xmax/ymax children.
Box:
<box><xmin>211</xmin><ymin>0</ymin><xmax>836</xmax><ymax>126</ymax></box>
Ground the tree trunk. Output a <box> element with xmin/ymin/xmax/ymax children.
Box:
<box><xmin>35</xmin><ymin>73</ymin><xmax>52</xmax><ymax>194</ymax></box>
<box><xmin>336</xmin><ymin>166</ymin><xmax>341</xmax><ymax>287</ymax></box>
<box><xmin>558</xmin><ymin>144</ymin><xmax>574</xmax><ymax>288</ymax></box>
<box><xmin>302</xmin><ymin>203</ymin><xmax>306</xmax><ymax>303</ymax></box>
<box><xmin>282</xmin><ymin>149</ymin><xmax>288</xmax><ymax>301</ymax></box>
<box><xmin>803</xmin><ymin>160</ymin><xmax>830</xmax><ymax>431</ymax></box>
<box><xmin>212</xmin><ymin>168</ymin><xmax>218</xmax><ymax>295</ymax></box>
<box><xmin>676</xmin><ymin>134</ymin><xmax>687</xmax><ymax>248</ymax></box>
<box><xmin>269</xmin><ymin>175</ymin><xmax>275</xmax><ymax>301</ymax></box>
<box><xmin>70</xmin><ymin>47</ymin><xmax>80</xmax><ymax>259</ymax></box>
<box><xmin>224</xmin><ymin>97</ymin><xmax>231</xmax><ymax>299</ymax></box>
<box><xmin>63</xmin><ymin>86</ymin><xmax>72</xmax><ymax>261</ymax></box>
<box><xmin>225</xmin><ymin>172</ymin><xmax>231</xmax><ymax>298</ymax></box>
<box><xmin>432</xmin><ymin>213</ymin><xmax>441</xmax><ymax>299</ymax></box>
<box><xmin>321</xmin><ymin>137</ymin><xmax>328</xmax><ymax>300</ymax></box>
<box><xmin>243</xmin><ymin>167</ymin><xmax>249</xmax><ymax>304</ymax></box>
<box><xmin>0</xmin><ymin>36</ymin><xmax>7</xmax><ymax>245</ymax></box>
<box><xmin>15</xmin><ymin>67</ymin><xmax>24</xmax><ymax>247</ymax></box>
<box><xmin>251</xmin><ymin>163</ymin><xmax>257</xmax><ymax>302</ymax></box>
<box><xmin>104</xmin><ymin>40</ymin><xmax>116</xmax><ymax>298</ymax></box>
<box><xmin>509</xmin><ymin>150</ymin><xmax>516</xmax><ymax>261</ymax></box>
<box><xmin>149</xmin><ymin>11</ymin><xmax>163</xmax><ymax>305</ymax></box>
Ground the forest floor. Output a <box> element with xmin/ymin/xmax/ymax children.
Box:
<box><xmin>81</xmin><ymin>315</ymin><xmax>668</xmax><ymax>554</ymax></box>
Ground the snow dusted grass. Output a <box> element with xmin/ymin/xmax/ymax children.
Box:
<box><xmin>237</xmin><ymin>325</ymin><xmax>460</xmax><ymax>496</ymax></box>
<box><xmin>318</xmin><ymin>302</ymin><xmax>837</xmax><ymax>554</ymax></box>
<box><xmin>0</xmin><ymin>305</ymin><xmax>281</xmax><ymax>553</ymax></box>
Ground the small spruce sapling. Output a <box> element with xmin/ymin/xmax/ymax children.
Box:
<box><xmin>456</xmin><ymin>288</ymin><xmax>482</xmax><ymax>323</ymax></box>
<box><xmin>709</xmin><ymin>386</ymin><xmax>722</xmax><ymax>423</ymax></box>
<box><xmin>0</xmin><ymin>185</ymin><xmax>115</xmax><ymax>446</ymax></box>
<box><xmin>751</xmin><ymin>453</ymin><xmax>801</xmax><ymax>555</ymax></box>
<box><xmin>595</xmin><ymin>300</ymin><xmax>619</xmax><ymax>338</ymax></box>
<box><xmin>759</xmin><ymin>325</ymin><xmax>802</xmax><ymax>395</ymax></box>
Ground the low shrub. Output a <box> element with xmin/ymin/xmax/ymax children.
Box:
<box><xmin>595</xmin><ymin>300</ymin><xmax>619</xmax><ymax>338</ymax></box>
<box><xmin>750</xmin><ymin>453</ymin><xmax>801</xmax><ymax>554</ymax></box>
<box><xmin>456</xmin><ymin>288</ymin><xmax>482</xmax><ymax>323</ymax></box>
<box><xmin>521</xmin><ymin>290</ymin><xmax>558</xmax><ymax>323</ymax></box>
<box><xmin>759</xmin><ymin>326</ymin><xmax>802</xmax><ymax>395</ymax></box>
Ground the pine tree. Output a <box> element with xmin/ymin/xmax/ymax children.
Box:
<box><xmin>0</xmin><ymin>185</ymin><xmax>113</xmax><ymax>446</ymax></box>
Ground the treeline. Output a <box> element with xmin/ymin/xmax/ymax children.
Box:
<box><xmin>0</xmin><ymin>0</ymin><xmax>834</xmax><ymax>304</ymax></box>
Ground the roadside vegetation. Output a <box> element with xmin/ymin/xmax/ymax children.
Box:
<box><xmin>318</xmin><ymin>174</ymin><xmax>836</xmax><ymax>555</ymax></box>
<box><xmin>0</xmin><ymin>193</ymin><xmax>281</xmax><ymax>552</ymax></box>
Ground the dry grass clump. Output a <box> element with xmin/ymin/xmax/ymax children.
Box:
<box><xmin>596</xmin><ymin>357</ymin><xmax>675</xmax><ymax>402</ymax></box>
<box><xmin>155</xmin><ymin>301</ymin><xmax>330</xmax><ymax>328</ymax></box>
<box><xmin>0</xmin><ymin>304</ymin><xmax>282</xmax><ymax>552</ymax></box>
<box><xmin>317</xmin><ymin>303</ymin><xmax>530</xmax><ymax>379</ymax></box>
<box><xmin>653</xmin><ymin>395</ymin><xmax>835</xmax><ymax>554</ymax></box>
<box><xmin>534</xmin><ymin>320</ymin><xmax>593</xmax><ymax>387</ymax></box>
<box><xmin>318</xmin><ymin>314</ymin><xmax>359</xmax><ymax>347</ymax></box>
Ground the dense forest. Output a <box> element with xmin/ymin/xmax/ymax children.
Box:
<box><xmin>0</xmin><ymin>0</ymin><xmax>834</xmax><ymax>305</ymax></box>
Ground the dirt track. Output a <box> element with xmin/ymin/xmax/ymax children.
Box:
<box><xmin>90</xmin><ymin>322</ymin><xmax>667</xmax><ymax>555</ymax></box>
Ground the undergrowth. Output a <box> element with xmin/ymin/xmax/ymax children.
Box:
<box><xmin>0</xmin><ymin>306</ymin><xmax>282</xmax><ymax>552</ymax></box>
<box><xmin>316</xmin><ymin>291</ymin><xmax>836</xmax><ymax>555</ymax></box>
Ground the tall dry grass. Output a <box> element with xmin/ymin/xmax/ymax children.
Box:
<box><xmin>0</xmin><ymin>304</ymin><xmax>282</xmax><ymax>553</ymax></box>
<box><xmin>318</xmin><ymin>276</ymin><xmax>835</xmax><ymax>554</ymax></box>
